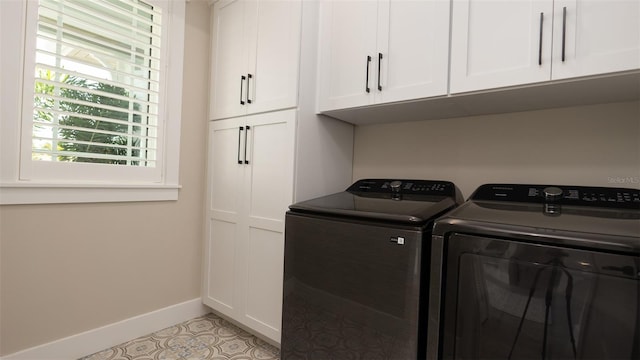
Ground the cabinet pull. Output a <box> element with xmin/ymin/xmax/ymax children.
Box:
<box><xmin>240</xmin><ymin>75</ymin><xmax>246</xmax><ymax>105</ymax></box>
<box><xmin>377</xmin><ymin>53</ymin><xmax>383</xmax><ymax>91</ymax></box>
<box><xmin>247</xmin><ymin>74</ymin><xmax>253</xmax><ymax>104</ymax></box>
<box><xmin>538</xmin><ymin>12</ymin><xmax>544</xmax><ymax>66</ymax></box>
<box><xmin>561</xmin><ymin>7</ymin><xmax>567</xmax><ymax>62</ymax></box>
<box><xmin>365</xmin><ymin>55</ymin><xmax>371</xmax><ymax>93</ymax></box>
<box><xmin>244</xmin><ymin>125</ymin><xmax>250</xmax><ymax>165</ymax></box>
<box><xmin>237</xmin><ymin>126</ymin><xmax>243</xmax><ymax>164</ymax></box>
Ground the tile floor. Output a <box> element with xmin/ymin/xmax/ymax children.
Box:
<box><xmin>79</xmin><ymin>313</ymin><xmax>280</xmax><ymax>360</ymax></box>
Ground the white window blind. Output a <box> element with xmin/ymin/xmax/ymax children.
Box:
<box><xmin>31</xmin><ymin>0</ymin><xmax>162</xmax><ymax>167</ymax></box>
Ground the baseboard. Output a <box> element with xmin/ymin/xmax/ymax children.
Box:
<box><xmin>2</xmin><ymin>298</ymin><xmax>210</xmax><ymax>360</ymax></box>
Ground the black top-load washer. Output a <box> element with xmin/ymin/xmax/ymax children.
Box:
<box><xmin>281</xmin><ymin>179</ymin><xmax>462</xmax><ymax>360</ymax></box>
<box><xmin>428</xmin><ymin>183</ymin><xmax>640</xmax><ymax>360</ymax></box>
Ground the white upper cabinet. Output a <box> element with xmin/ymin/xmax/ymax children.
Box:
<box><xmin>451</xmin><ymin>0</ymin><xmax>640</xmax><ymax>94</ymax></box>
<box><xmin>209</xmin><ymin>0</ymin><xmax>247</xmax><ymax>119</ymax></box>
<box><xmin>317</xmin><ymin>0</ymin><xmax>450</xmax><ymax>112</ymax></box>
<box><xmin>317</xmin><ymin>0</ymin><xmax>378</xmax><ymax>111</ymax></box>
<box><xmin>210</xmin><ymin>0</ymin><xmax>301</xmax><ymax>120</ymax></box>
<box><xmin>376</xmin><ymin>0</ymin><xmax>451</xmax><ymax>104</ymax></box>
<box><xmin>551</xmin><ymin>0</ymin><xmax>640</xmax><ymax>80</ymax></box>
<box><xmin>450</xmin><ymin>0</ymin><xmax>554</xmax><ymax>93</ymax></box>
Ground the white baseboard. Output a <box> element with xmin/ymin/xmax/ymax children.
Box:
<box><xmin>2</xmin><ymin>298</ymin><xmax>209</xmax><ymax>360</ymax></box>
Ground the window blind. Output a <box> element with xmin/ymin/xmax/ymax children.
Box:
<box><xmin>31</xmin><ymin>0</ymin><xmax>163</xmax><ymax>167</ymax></box>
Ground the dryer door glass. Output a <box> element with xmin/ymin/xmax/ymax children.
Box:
<box><xmin>441</xmin><ymin>234</ymin><xmax>640</xmax><ymax>359</ymax></box>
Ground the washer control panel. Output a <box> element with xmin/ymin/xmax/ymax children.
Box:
<box><xmin>473</xmin><ymin>184</ymin><xmax>640</xmax><ymax>209</ymax></box>
<box><xmin>347</xmin><ymin>179</ymin><xmax>455</xmax><ymax>197</ymax></box>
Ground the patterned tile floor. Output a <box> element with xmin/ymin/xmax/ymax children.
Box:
<box><xmin>79</xmin><ymin>313</ymin><xmax>280</xmax><ymax>360</ymax></box>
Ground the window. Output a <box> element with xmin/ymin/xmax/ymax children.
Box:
<box><xmin>0</xmin><ymin>0</ymin><xmax>185</xmax><ymax>204</ymax></box>
<box><xmin>31</xmin><ymin>0</ymin><xmax>161</xmax><ymax>168</ymax></box>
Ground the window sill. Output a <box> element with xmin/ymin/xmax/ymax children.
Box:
<box><xmin>0</xmin><ymin>182</ymin><xmax>181</xmax><ymax>205</ymax></box>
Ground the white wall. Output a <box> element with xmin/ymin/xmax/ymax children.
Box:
<box><xmin>353</xmin><ymin>101</ymin><xmax>640</xmax><ymax>198</ymax></box>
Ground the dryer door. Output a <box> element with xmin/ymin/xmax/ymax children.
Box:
<box><xmin>440</xmin><ymin>234</ymin><xmax>640</xmax><ymax>359</ymax></box>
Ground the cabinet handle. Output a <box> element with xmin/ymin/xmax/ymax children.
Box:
<box><xmin>237</xmin><ymin>126</ymin><xmax>243</xmax><ymax>164</ymax></box>
<box><xmin>377</xmin><ymin>53</ymin><xmax>383</xmax><ymax>91</ymax></box>
<box><xmin>561</xmin><ymin>7</ymin><xmax>567</xmax><ymax>62</ymax></box>
<box><xmin>240</xmin><ymin>76</ymin><xmax>246</xmax><ymax>105</ymax></box>
<box><xmin>247</xmin><ymin>74</ymin><xmax>252</xmax><ymax>104</ymax></box>
<box><xmin>244</xmin><ymin>125</ymin><xmax>250</xmax><ymax>165</ymax></box>
<box><xmin>365</xmin><ymin>55</ymin><xmax>371</xmax><ymax>93</ymax></box>
<box><xmin>538</xmin><ymin>13</ymin><xmax>544</xmax><ymax>66</ymax></box>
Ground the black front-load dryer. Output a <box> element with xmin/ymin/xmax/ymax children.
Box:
<box><xmin>428</xmin><ymin>183</ymin><xmax>640</xmax><ymax>360</ymax></box>
<box><xmin>281</xmin><ymin>179</ymin><xmax>462</xmax><ymax>360</ymax></box>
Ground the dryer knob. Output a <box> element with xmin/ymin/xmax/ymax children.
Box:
<box><xmin>390</xmin><ymin>181</ymin><xmax>402</xmax><ymax>193</ymax></box>
<box><xmin>543</xmin><ymin>186</ymin><xmax>564</xmax><ymax>202</ymax></box>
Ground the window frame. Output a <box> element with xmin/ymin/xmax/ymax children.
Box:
<box><xmin>0</xmin><ymin>0</ymin><xmax>186</xmax><ymax>205</ymax></box>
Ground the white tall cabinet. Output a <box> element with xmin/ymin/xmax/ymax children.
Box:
<box><xmin>317</xmin><ymin>0</ymin><xmax>450</xmax><ymax>112</ymax></box>
<box><xmin>205</xmin><ymin>111</ymin><xmax>295</xmax><ymax>341</ymax></box>
<box><xmin>204</xmin><ymin>0</ymin><xmax>354</xmax><ymax>345</ymax></box>
<box><xmin>450</xmin><ymin>0</ymin><xmax>640</xmax><ymax>93</ymax></box>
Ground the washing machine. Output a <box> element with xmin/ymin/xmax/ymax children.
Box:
<box><xmin>281</xmin><ymin>179</ymin><xmax>462</xmax><ymax>359</ymax></box>
<box><xmin>427</xmin><ymin>183</ymin><xmax>640</xmax><ymax>359</ymax></box>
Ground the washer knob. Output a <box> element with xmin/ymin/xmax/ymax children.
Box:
<box><xmin>390</xmin><ymin>181</ymin><xmax>402</xmax><ymax>193</ymax></box>
<box><xmin>543</xmin><ymin>186</ymin><xmax>563</xmax><ymax>202</ymax></box>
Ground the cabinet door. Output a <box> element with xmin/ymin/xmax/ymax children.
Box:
<box><xmin>317</xmin><ymin>0</ymin><xmax>378</xmax><ymax>111</ymax></box>
<box><xmin>241</xmin><ymin>109</ymin><xmax>296</xmax><ymax>343</ymax></box>
<box><xmin>210</xmin><ymin>0</ymin><xmax>249</xmax><ymax>120</ymax></box>
<box><xmin>552</xmin><ymin>0</ymin><xmax>640</xmax><ymax>80</ymax></box>
<box><xmin>450</xmin><ymin>0</ymin><xmax>553</xmax><ymax>93</ymax></box>
<box><xmin>376</xmin><ymin>0</ymin><xmax>450</xmax><ymax>103</ymax></box>
<box><xmin>246</xmin><ymin>0</ymin><xmax>301</xmax><ymax>115</ymax></box>
<box><xmin>204</xmin><ymin>119</ymin><xmax>246</xmax><ymax>318</ymax></box>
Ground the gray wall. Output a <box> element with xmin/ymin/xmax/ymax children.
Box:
<box><xmin>353</xmin><ymin>101</ymin><xmax>640</xmax><ymax>198</ymax></box>
<box><xmin>0</xmin><ymin>0</ymin><xmax>211</xmax><ymax>355</ymax></box>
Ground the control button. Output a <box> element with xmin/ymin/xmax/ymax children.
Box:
<box><xmin>544</xmin><ymin>203</ymin><xmax>561</xmax><ymax>216</ymax></box>
<box><xmin>390</xmin><ymin>181</ymin><xmax>402</xmax><ymax>193</ymax></box>
<box><xmin>567</xmin><ymin>190</ymin><xmax>579</xmax><ymax>199</ymax></box>
<box><xmin>543</xmin><ymin>186</ymin><xmax>563</xmax><ymax>202</ymax></box>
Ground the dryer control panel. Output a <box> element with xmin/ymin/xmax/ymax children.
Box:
<box><xmin>473</xmin><ymin>184</ymin><xmax>640</xmax><ymax>209</ymax></box>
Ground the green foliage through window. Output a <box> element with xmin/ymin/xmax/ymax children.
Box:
<box><xmin>33</xmin><ymin>70</ymin><xmax>144</xmax><ymax>165</ymax></box>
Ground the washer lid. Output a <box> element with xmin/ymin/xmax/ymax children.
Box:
<box><xmin>289</xmin><ymin>179</ymin><xmax>461</xmax><ymax>224</ymax></box>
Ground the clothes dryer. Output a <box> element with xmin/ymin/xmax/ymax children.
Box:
<box><xmin>428</xmin><ymin>183</ymin><xmax>640</xmax><ymax>359</ymax></box>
